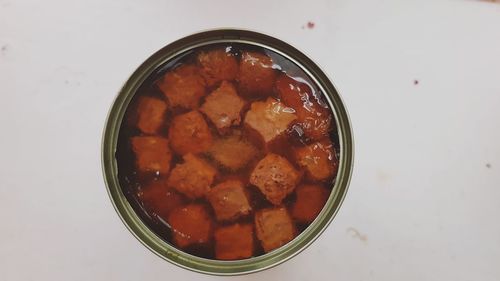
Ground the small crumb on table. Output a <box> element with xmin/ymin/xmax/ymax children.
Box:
<box><xmin>301</xmin><ymin>21</ymin><xmax>316</xmax><ymax>29</ymax></box>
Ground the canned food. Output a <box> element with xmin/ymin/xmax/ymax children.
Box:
<box><xmin>102</xmin><ymin>29</ymin><xmax>353</xmax><ymax>275</ymax></box>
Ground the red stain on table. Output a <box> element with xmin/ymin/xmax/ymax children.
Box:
<box><xmin>301</xmin><ymin>21</ymin><xmax>316</xmax><ymax>29</ymax></box>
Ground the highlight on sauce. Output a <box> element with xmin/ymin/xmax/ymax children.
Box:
<box><xmin>116</xmin><ymin>43</ymin><xmax>340</xmax><ymax>260</ymax></box>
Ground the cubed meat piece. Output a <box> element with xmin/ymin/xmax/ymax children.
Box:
<box><xmin>207</xmin><ymin>180</ymin><xmax>251</xmax><ymax>221</ymax></box>
<box><xmin>137</xmin><ymin>179</ymin><xmax>184</xmax><ymax>221</ymax></box>
<box><xmin>207</xmin><ymin>132</ymin><xmax>258</xmax><ymax>171</ymax></box>
<box><xmin>214</xmin><ymin>223</ymin><xmax>254</xmax><ymax>260</ymax></box>
<box><xmin>238</xmin><ymin>51</ymin><xmax>276</xmax><ymax>95</ymax></box>
<box><xmin>169</xmin><ymin>110</ymin><xmax>213</xmax><ymax>155</ymax></box>
<box><xmin>167</xmin><ymin>204</ymin><xmax>213</xmax><ymax>248</ymax></box>
<box><xmin>167</xmin><ymin>153</ymin><xmax>217</xmax><ymax>199</ymax></box>
<box><xmin>294</xmin><ymin>139</ymin><xmax>338</xmax><ymax>181</ymax></box>
<box><xmin>157</xmin><ymin>65</ymin><xmax>206</xmax><ymax>109</ymax></box>
<box><xmin>135</xmin><ymin>96</ymin><xmax>167</xmax><ymax>134</ymax></box>
<box><xmin>198</xmin><ymin>48</ymin><xmax>238</xmax><ymax>86</ymax></box>
<box><xmin>244</xmin><ymin>97</ymin><xmax>297</xmax><ymax>144</ymax></box>
<box><xmin>249</xmin><ymin>153</ymin><xmax>301</xmax><ymax>205</ymax></box>
<box><xmin>131</xmin><ymin>136</ymin><xmax>172</xmax><ymax>175</ymax></box>
<box><xmin>255</xmin><ymin>207</ymin><xmax>296</xmax><ymax>253</ymax></box>
<box><xmin>291</xmin><ymin>184</ymin><xmax>329</xmax><ymax>223</ymax></box>
<box><xmin>276</xmin><ymin>75</ymin><xmax>332</xmax><ymax>140</ymax></box>
<box><xmin>200</xmin><ymin>81</ymin><xmax>245</xmax><ymax>134</ymax></box>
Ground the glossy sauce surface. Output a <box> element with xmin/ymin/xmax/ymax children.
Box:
<box><xmin>116</xmin><ymin>43</ymin><xmax>340</xmax><ymax>260</ymax></box>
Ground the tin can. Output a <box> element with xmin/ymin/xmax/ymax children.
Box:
<box><xmin>102</xmin><ymin>29</ymin><xmax>354</xmax><ymax>275</ymax></box>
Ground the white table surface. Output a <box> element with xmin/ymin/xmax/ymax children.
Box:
<box><xmin>1</xmin><ymin>0</ymin><xmax>499</xmax><ymax>280</ymax></box>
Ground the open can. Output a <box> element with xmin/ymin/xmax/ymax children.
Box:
<box><xmin>102</xmin><ymin>29</ymin><xmax>354</xmax><ymax>275</ymax></box>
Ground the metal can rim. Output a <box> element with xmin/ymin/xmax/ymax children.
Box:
<box><xmin>101</xmin><ymin>28</ymin><xmax>354</xmax><ymax>276</ymax></box>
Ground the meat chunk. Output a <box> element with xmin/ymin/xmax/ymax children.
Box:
<box><xmin>238</xmin><ymin>51</ymin><xmax>276</xmax><ymax>95</ymax></box>
<box><xmin>254</xmin><ymin>207</ymin><xmax>296</xmax><ymax>253</ymax></box>
<box><xmin>244</xmin><ymin>97</ymin><xmax>297</xmax><ymax>144</ymax></box>
<box><xmin>214</xmin><ymin>223</ymin><xmax>254</xmax><ymax>260</ymax></box>
<box><xmin>167</xmin><ymin>204</ymin><xmax>213</xmax><ymax>248</ymax></box>
<box><xmin>200</xmin><ymin>81</ymin><xmax>245</xmax><ymax>134</ymax></box>
<box><xmin>198</xmin><ymin>48</ymin><xmax>238</xmax><ymax>86</ymax></box>
<box><xmin>131</xmin><ymin>136</ymin><xmax>172</xmax><ymax>175</ymax></box>
<box><xmin>207</xmin><ymin>180</ymin><xmax>251</xmax><ymax>221</ymax></box>
<box><xmin>167</xmin><ymin>153</ymin><xmax>217</xmax><ymax>199</ymax></box>
<box><xmin>207</xmin><ymin>132</ymin><xmax>258</xmax><ymax>171</ymax></box>
<box><xmin>291</xmin><ymin>184</ymin><xmax>329</xmax><ymax>223</ymax></box>
<box><xmin>137</xmin><ymin>179</ymin><xmax>184</xmax><ymax>221</ymax></box>
<box><xmin>249</xmin><ymin>153</ymin><xmax>301</xmax><ymax>205</ymax></box>
<box><xmin>169</xmin><ymin>110</ymin><xmax>212</xmax><ymax>155</ymax></box>
<box><xmin>276</xmin><ymin>75</ymin><xmax>332</xmax><ymax>140</ymax></box>
<box><xmin>135</xmin><ymin>96</ymin><xmax>167</xmax><ymax>134</ymax></box>
<box><xmin>294</xmin><ymin>139</ymin><xmax>338</xmax><ymax>181</ymax></box>
<box><xmin>157</xmin><ymin>65</ymin><xmax>206</xmax><ymax>109</ymax></box>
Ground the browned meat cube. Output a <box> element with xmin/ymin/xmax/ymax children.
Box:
<box><xmin>276</xmin><ymin>75</ymin><xmax>332</xmax><ymax>140</ymax></box>
<box><xmin>157</xmin><ymin>65</ymin><xmax>206</xmax><ymax>109</ymax></box>
<box><xmin>169</xmin><ymin>110</ymin><xmax>213</xmax><ymax>155</ymax></box>
<box><xmin>244</xmin><ymin>97</ymin><xmax>297</xmax><ymax>144</ymax></box>
<box><xmin>214</xmin><ymin>223</ymin><xmax>254</xmax><ymax>260</ymax></box>
<box><xmin>207</xmin><ymin>132</ymin><xmax>258</xmax><ymax>171</ymax></box>
<box><xmin>131</xmin><ymin>136</ymin><xmax>172</xmax><ymax>175</ymax></box>
<box><xmin>198</xmin><ymin>48</ymin><xmax>238</xmax><ymax>86</ymax></box>
<box><xmin>135</xmin><ymin>96</ymin><xmax>167</xmax><ymax>134</ymax></box>
<box><xmin>291</xmin><ymin>184</ymin><xmax>329</xmax><ymax>223</ymax></box>
<box><xmin>238</xmin><ymin>51</ymin><xmax>276</xmax><ymax>95</ymax></box>
<box><xmin>167</xmin><ymin>153</ymin><xmax>217</xmax><ymax>199</ymax></box>
<box><xmin>294</xmin><ymin>139</ymin><xmax>338</xmax><ymax>181</ymax></box>
<box><xmin>200</xmin><ymin>81</ymin><xmax>245</xmax><ymax>134</ymax></box>
<box><xmin>207</xmin><ymin>180</ymin><xmax>251</xmax><ymax>221</ymax></box>
<box><xmin>167</xmin><ymin>204</ymin><xmax>213</xmax><ymax>248</ymax></box>
<box><xmin>254</xmin><ymin>207</ymin><xmax>296</xmax><ymax>253</ymax></box>
<box><xmin>249</xmin><ymin>153</ymin><xmax>301</xmax><ymax>205</ymax></box>
<box><xmin>137</xmin><ymin>179</ymin><xmax>184</xmax><ymax>221</ymax></box>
